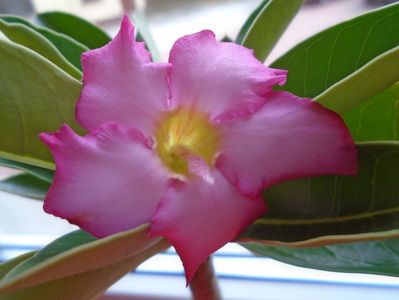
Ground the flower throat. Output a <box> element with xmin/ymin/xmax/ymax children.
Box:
<box><xmin>155</xmin><ymin>108</ymin><xmax>219</xmax><ymax>176</ymax></box>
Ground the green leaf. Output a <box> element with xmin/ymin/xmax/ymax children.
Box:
<box><xmin>38</xmin><ymin>11</ymin><xmax>162</xmax><ymax>61</ymax></box>
<box><xmin>343</xmin><ymin>82</ymin><xmax>399</xmax><ymax>142</ymax></box>
<box><xmin>0</xmin><ymin>38</ymin><xmax>83</xmax><ymax>169</ymax></box>
<box><xmin>0</xmin><ymin>225</ymin><xmax>169</xmax><ymax>299</ymax></box>
<box><xmin>244</xmin><ymin>238</ymin><xmax>399</xmax><ymax>277</ymax></box>
<box><xmin>38</xmin><ymin>11</ymin><xmax>111</xmax><ymax>50</ymax></box>
<box><xmin>0</xmin><ymin>251</ymin><xmax>163</xmax><ymax>300</ymax></box>
<box><xmin>235</xmin><ymin>0</ymin><xmax>270</xmax><ymax>44</ymax></box>
<box><xmin>240</xmin><ymin>0</ymin><xmax>304</xmax><ymax>61</ymax></box>
<box><xmin>271</xmin><ymin>3</ymin><xmax>399</xmax><ymax>98</ymax></box>
<box><xmin>132</xmin><ymin>12</ymin><xmax>161</xmax><ymax>61</ymax></box>
<box><xmin>0</xmin><ymin>159</ymin><xmax>53</xmax><ymax>183</ymax></box>
<box><xmin>4</xmin><ymin>231</ymin><xmax>96</xmax><ymax>280</ymax></box>
<box><xmin>0</xmin><ymin>19</ymin><xmax>81</xmax><ymax>80</ymax></box>
<box><xmin>0</xmin><ymin>253</ymin><xmax>36</xmax><ymax>280</ymax></box>
<box><xmin>315</xmin><ymin>46</ymin><xmax>399</xmax><ymax>113</ymax></box>
<box><xmin>239</xmin><ymin>142</ymin><xmax>399</xmax><ymax>246</ymax></box>
<box><xmin>0</xmin><ymin>15</ymin><xmax>89</xmax><ymax>69</ymax></box>
<box><xmin>0</xmin><ymin>174</ymin><xmax>49</xmax><ymax>200</ymax></box>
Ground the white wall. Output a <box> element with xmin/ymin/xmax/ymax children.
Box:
<box><xmin>31</xmin><ymin>0</ymin><xmax>125</xmax><ymax>22</ymax></box>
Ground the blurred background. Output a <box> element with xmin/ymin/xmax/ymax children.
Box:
<box><xmin>1</xmin><ymin>0</ymin><xmax>399</xmax><ymax>299</ymax></box>
<box><xmin>0</xmin><ymin>0</ymin><xmax>397</xmax><ymax>62</ymax></box>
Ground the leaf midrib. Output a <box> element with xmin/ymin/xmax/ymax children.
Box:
<box><xmin>256</xmin><ymin>206</ymin><xmax>399</xmax><ymax>225</ymax></box>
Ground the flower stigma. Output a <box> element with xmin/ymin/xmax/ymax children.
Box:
<box><xmin>155</xmin><ymin>108</ymin><xmax>219</xmax><ymax>176</ymax></box>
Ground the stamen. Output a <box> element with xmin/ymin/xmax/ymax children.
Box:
<box><xmin>155</xmin><ymin>108</ymin><xmax>219</xmax><ymax>176</ymax></box>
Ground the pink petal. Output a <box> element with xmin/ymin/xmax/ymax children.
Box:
<box><xmin>168</xmin><ymin>30</ymin><xmax>287</xmax><ymax>122</ymax></box>
<box><xmin>217</xmin><ymin>91</ymin><xmax>358</xmax><ymax>198</ymax></box>
<box><xmin>150</xmin><ymin>170</ymin><xmax>266</xmax><ymax>283</ymax></box>
<box><xmin>76</xmin><ymin>16</ymin><xmax>171</xmax><ymax>136</ymax></box>
<box><xmin>40</xmin><ymin>123</ymin><xmax>170</xmax><ymax>237</ymax></box>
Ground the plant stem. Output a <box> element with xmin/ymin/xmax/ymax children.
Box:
<box><xmin>189</xmin><ymin>256</ymin><xmax>222</xmax><ymax>300</ymax></box>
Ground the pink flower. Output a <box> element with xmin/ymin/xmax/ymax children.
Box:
<box><xmin>41</xmin><ymin>17</ymin><xmax>357</xmax><ymax>282</ymax></box>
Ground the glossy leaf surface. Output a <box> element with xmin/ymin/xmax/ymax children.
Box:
<box><xmin>0</xmin><ymin>159</ymin><xmax>53</xmax><ymax>183</ymax></box>
<box><xmin>0</xmin><ymin>248</ymin><xmax>164</xmax><ymax>300</ymax></box>
<box><xmin>236</xmin><ymin>0</ymin><xmax>270</xmax><ymax>44</ymax></box>
<box><xmin>0</xmin><ymin>38</ymin><xmax>82</xmax><ymax>168</ymax></box>
<box><xmin>241</xmin><ymin>0</ymin><xmax>304</xmax><ymax>61</ymax></box>
<box><xmin>38</xmin><ymin>11</ymin><xmax>111</xmax><ymax>49</ymax></box>
<box><xmin>0</xmin><ymin>15</ymin><xmax>88</xmax><ymax>69</ymax></box>
<box><xmin>244</xmin><ymin>238</ymin><xmax>399</xmax><ymax>277</ymax></box>
<box><xmin>343</xmin><ymin>83</ymin><xmax>399</xmax><ymax>142</ymax></box>
<box><xmin>0</xmin><ymin>225</ymin><xmax>169</xmax><ymax>299</ymax></box>
<box><xmin>0</xmin><ymin>174</ymin><xmax>49</xmax><ymax>200</ymax></box>
<box><xmin>239</xmin><ymin>142</ymin><xmax>399</xmax><ymax>246</ymax></box>
<box><xmin>0</xmin><ymin>19</ymin><xmax>81</xmax><ymax>79</ymax></box>
<box><xmin>271</xmin><ymin>3</ymin><xmax>399</xmax><ymax>98</ymax></box>
<box><xmin>0</xmin><ymin>253</ymin><xmax>35</xmax><ymax>280</ymax></box>
<box><xmin>315</xmin><ymin>46</ymin><xmax>399</xmax><ymax>113</ymax></box>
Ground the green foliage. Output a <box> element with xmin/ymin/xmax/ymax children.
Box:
<box><xmin>38</xmin><ymin>10</ymin><xmax>162</xmax><ymax>61</ymax></box>
<box><xmin>0</xmin><ymin>15</ymin><xmax>88</xmax><ymax>69</ymax></box>
<box><xmin>0</xmin><ymin>2</ymin><xmax>399</xmax><ymax>292</ymax></box>
<box><xmin>0</xmin><ymin>253</ymin><xmax>36</xmax><ymax>280</ymax></box>
<box><xmin>343</xmin><ymin>83</ymin><xmax>399</xmax><ymax>142</ymax></box>
<box><xmin>0</xmin><ymin>38</ymin><xmax>82</xmax><ymax>169</ymax></box>
<box><xmin>315</xmin><ymin>46</ymin><xmax>399</xmax><ymax>114</ymax></box>
<box><xmin>0</xmin><ymin>174</ymin><xmax>49</xmax><ymax>200</ymax></box>
<box><xmin>244</xmin><ymin>238</ymin><xmax>399</xmax><ymax>277</ymax></box>
<box><xmin>271</xmin><ymin>3</ymin><xmax>399</xmax><ymax>98</ymax></box>
<box><xmin>241</xmin><ymin>3</ymin><xmax>399</xmax><ymax>255</ymax></box>
<box><xmin>240</xmin><ymin>0</ymin><xmax>304</xmax><ymax>61</ymax></box>
<box><xmin>237</xmin><ymin>1</ymin><xmax>399</xmax><ymax>279</ymax></box>
<box><xmin>38</xmin><ymin>11</ymin><xmax>111</xmax><ymax>49</ymax></box>
<box><xmin>0</xmin><ymin>225</ymin><xmax>169</xmax><ymax>299</ymax></box>
<box><xmin>236</xmin><ymin>0</ymin><xmax>270</xmax><ymax>44</ymax></box>
<box><xmin>240</xmin><ymin>142</ymin><xmax>399</xmax><ymax>245</ymax></box>
<box><xmin>0</xmin><ymin>159</ymin><xmax>53</xmax><ymax>183</ymax></box>
<box><xmin>3</xmin><ymin>231</ymin><xmax>96</xmax><ymax>280</ymax></box>
<box><xmin>0</xmin><ymin>19</ymin><xmax>81</xmax><ymax>79</ymax></box>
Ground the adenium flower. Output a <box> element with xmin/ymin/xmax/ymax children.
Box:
<box><xmin>41</xmin><ymin>17</ymin><xmax>357</xmax><ymax>282</ymax></box>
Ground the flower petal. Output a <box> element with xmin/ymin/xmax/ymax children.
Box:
<box><xmin>217</xmin><ymin>91</ymin><xmax>358</xmax><ymax>198</ymax></box>
<box><xmin>40</xmin><ymin>123</ymin><xmax>170</xmax><ymax>237</ymax></box>
<box><xmin>76</xmin><ymin>16</ymin><xmax>171</xmax><ymax>136</ymax></box>
<box><xmin>168</xmin><ymin>30</ymin><xmax>286</xmax><ymax>122</ymax></box>
<box><xmin>150</xmin><ymin>170</ymin><xmax>266</xmax><ymax>282</ymax></box>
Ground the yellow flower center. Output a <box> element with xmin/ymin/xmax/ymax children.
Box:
<box><xmin>155</xmin><ymin>108</ymin><xmax>219</xmax><ymax>176</ymax></box>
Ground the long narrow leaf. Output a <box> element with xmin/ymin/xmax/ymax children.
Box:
<box><xmin>235</xmin><ymin>0</ymin><xmax>270</xmax><ymax>44</ymax></box>
<box><xmin>0</xmin><ymin>253</ymin><xmax>36</xmax><ymax>280</ymax></box>
<box><xmin>38</xmin><ymin>11</ymin><xmax>111</xmax><ymax>49</ymax></box>
<box><xmin>0</xmin><ymin>158</ymin><xmax>53</xmax><ymax>183</ymax></box>
<box><xmin>239</xmin><ymin>142</ymin><xmax>399</xmax><ymax>246</ymax></box>
<box><xmin>244</xmin><ymin>238</ymin><xmax>399</xmax><ymax>277</ymax></box>
<box><xmin>0</xmin><ymin>174</ymin><xmax>49</xmax><ymax>200</ymax></box>
<box><xmin>0</xmin><ymin>225</ymin><xmax>169</xmax><ymax>298</ymax></box>
<box><xmin>0</xmin><ymin>19</ymin><xmax>81</xmax><ymax>79</ymax></box>
<box><xmin>241</xmin><ymin>0</ymin><xmax>304</xmax><ymax>61</ymax></box>
<box><xmin>0</xmin><ymin>15</ymin><xmax>88</xmax><ymax>69</ymax></box>
<box><xmin>0</xmin><ymin>38</ymin><xmax>82</xmax><ymax>168</ymax></box>
<box><xmin>343</xmin><ymin>82</ymin><xmax>399</xmax><ymax>142</ymax></box>
<box><xmin>271</xmin><ymin>3</ymin><xmax>399</xmax><ymax>98</ymax></box>
<box><xmin>315</xmin><ymin>46</ymin><xmax>399</xmax><ymax>113</ymax></box>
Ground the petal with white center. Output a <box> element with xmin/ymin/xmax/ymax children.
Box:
<box><xmin>150</xmin><ymin>170</ymin><xmax>266</xmax><ymax>282</ymax></box>
<box><xmin>217</xmin><ymin>91</ymin><xmax>358</xmax><ymax>198</ymax></box>
<box><xmin>168</xmin><ymin>30</ymin><xmax>286</xmax><ymax>122</ymax></box>
<box><xmin>40</xmin><ymin>123</ymin><xmax>170</xmax><ymax>237</ymax></box>
<box><xmin>76</xmin><ymin>16</ymin><xmax>171</xmax><ymax>137</ymax></box>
